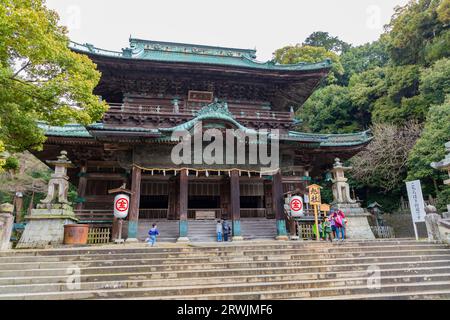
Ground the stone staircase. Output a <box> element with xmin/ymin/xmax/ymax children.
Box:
<box><xmin>0</xmin><ymin>239</ymin><xmax>449</xmax><ymax>300</ymax></box>
<box><xmin>138</xmin><ymin>218</ymin><xmax>278</xmax><ymax>242</ymax></box>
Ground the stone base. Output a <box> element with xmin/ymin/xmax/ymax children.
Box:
<box><xmin>332</xmin><ymin>203</ymin><xmax>375</xmax><ymax>240</ymax></box>
<box><xmin>275</xmin><ymin>235</ymin><xmax>289</xmax><ymax>241</ymax></box>
<box><xmin>125</xmin><ymin>238</ymin><xmax>139</xmax><ymax>243</ymax></box>
<box><xmin>0</xmin><ymin>213</ymin><xmax>14</xmax><ymax>251</ymax></box>
<box><xmin>232</xmin><ymin>236</ymin><xmax>244</xmax><ymax>242</ymax></box>
<box><xmin>16</xmin><ymin>208</ymin><xmax>78</xmax><ymax>249</ymax></box>
<box><xmin>176</xmin><ymin>237</ymin><xmax>190</xmax><ymax>243</ymax></box>
<box><xmin>289</xmin><ymin>235</ymin><xmax>300</xmax><ymax>241</ymax></box>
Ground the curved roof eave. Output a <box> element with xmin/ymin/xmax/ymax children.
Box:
<box><xmin>69</xmin><ymin>41</ymin><xmax>333</xmax><ymax>73</ymax></box>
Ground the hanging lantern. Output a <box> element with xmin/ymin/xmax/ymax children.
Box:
<box><xmin>206</xmin><ymin>170</ymin><xmax>209</xmax><ymax>177</ymax></box>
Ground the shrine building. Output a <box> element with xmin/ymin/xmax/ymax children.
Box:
<box><xmin>31</xmin><ymin>38</ymin><xmax>371</xmax><ymax>241</ymax></box>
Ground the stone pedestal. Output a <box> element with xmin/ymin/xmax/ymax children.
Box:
<box><xmin>0</xmin><ymin>203</ymin><xmax>14</xmax><ymax>251</ymax></box>
<box><xmin>425</xmin><ymin>213</ymin><xmax>442</xmax><ymax>242</ymax></box>
<box><xmin>333</xmin><ymin>204</ymin><xmax>375</xmax><ymax>240</ymax></box>
<box><xmin>16</xmin><ymin>204</ymin><xmax>78</xmax><ymax>249</ymax></box>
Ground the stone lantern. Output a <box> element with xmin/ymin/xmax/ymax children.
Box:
<box><xmin>17</xmin><ymin>151</ymin><xmax>78</xmax><ymax>248</ymax></box>
<box><xmin>330</xmin><ymin>158</ymin><xmax>375</xmax><ymax>239</ymax></box>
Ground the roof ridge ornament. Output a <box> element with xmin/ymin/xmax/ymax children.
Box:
<box><xmin>195</xmin><ymin>100</ymin><xmax>233</xmax><ymax>119</ymax></box>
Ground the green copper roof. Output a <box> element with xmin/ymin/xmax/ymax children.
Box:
<box><xmin>286</xmin><ymin>130</ymin><xmax>373</xmax><ymax>147</ymax></box>
<box><xmin>160</xmin><ymin>101</ymin><xmax>257</xmax><ymax>134</ymax></box>
<box><xmin>69</xmin><ymin>38</ymin><xmax>332</xmax><ymax>72</ymax></box>
<box><xmin>38</xmin><ymin>104</ymin><xmax>372</xmax><ymax>147</ymax></box>
<box><xmin>37</xmin><ymin>122</ymin><xmax>92</xmax><ymax>138</ymax></box>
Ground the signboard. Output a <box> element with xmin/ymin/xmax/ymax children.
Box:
<box><xmin>114</xmin><ymin>194</ymin><xmax>130</xmax><ymax>219</ymax></box>
<box><xmin>406</xmin><ymin>180</ymin><xmax>426</xmax><ymax>223</ymax></box>
<box><xmin>308</xmin><ymin>184</ymin><xmax>322</xmax><ymax>205</ymax></box>
<box><xmin>188</xmin><ymin>90</ymin><xmax>214</xmax><ymax>103</ymax></box>
<box><xmin>289</xmin><ymin>195</ymin><xmax>304</xmax><ymax>217</ymax></box>
<box><xmin>320</xmin><ymin>204</ymin><xmax>330</xmax><ymax>212</ymax></box>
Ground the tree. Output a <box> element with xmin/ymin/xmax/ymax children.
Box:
<box><xmin>420</xmin><ymin>57</ymin><xmax>450</xmax><ymax>105</ymax></box>
<box><xmin>385</xmin><ymin>0</ymin><xmax>448</xmax><ymax>66</ymax></box>
<box><xmin>350</xmin><ymin>121</ymin><xmax>423</xmax><ymax>193</ymax></box>
<box><xmin>297</xmin><ymin>85</ymin><xmax>367</xmax><ymax>133</ymax></box>
<box><xmin>339</xmin><ymin>39</ymin><xmax>390</xmax><ymax>86</ymax></box>
<box><xmin>0</xmin><ymin>0</ymin><xmax>108</xmax><ymax>153</ymax></box>
<box><xmin>273</xmin><ymin>45</ymin><xmax>344</xmax><ymax>84</ymax></box>
<box><xmin>303</xmin><ymin>31</ymin><xmax>351</xmax><ymax>54</ymax></box>
<box><xmin>407</xmin><ymin>95</ymin><xmax>450</xmax><ymax>192</ymax></box>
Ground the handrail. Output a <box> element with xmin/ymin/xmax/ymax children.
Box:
<box><xmin>106</xmin><ymin>103</ymin><xmax>294</xmax><ymax>121</ymax></box>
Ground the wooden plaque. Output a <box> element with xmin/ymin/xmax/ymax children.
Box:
<box><xmin>188</xmin><ymin>90</ymin><xmax>214</xmax><ymax>103</ymax></box>
<box><xmin>195</xmin><ymin>210</ymin><xmax>216</xmax><ymax>220</ymax></box>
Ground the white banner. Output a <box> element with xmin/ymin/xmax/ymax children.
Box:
<box><xmin>406</xmin><ymin>180</ymin><xmax>426</xmax><ymax>223</ymax></box>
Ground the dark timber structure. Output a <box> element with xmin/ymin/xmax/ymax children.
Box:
<box><xmin>32</xmin><ymin>38</ymin><xmax>371</xmax><ymax>241</ymax></box>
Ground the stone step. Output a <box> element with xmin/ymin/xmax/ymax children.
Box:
<box><xmin>1</xmin><ymin>240</ymin><xmax>444</xmax><ymax>257</ymax></box>
<box><xmin>126</xmin><ymin>281</ymin><xmax>450</xmax><ymax>300</ymax></box>
<box><xmin>1</xmin><ymin>274</ymin><xmax>449</xmax><ymax>300</ymax></box>
<box><xmin>0</xmin><ymin>254</ymin><xmax>449</xmax><ymax>278</ymax></box>
<box><xmin>0</xmin><ymin>249</ymin><xmax>448</xmax><ymax>270</ymax></box>
<box><xmin>1</xmin><ymin>266</ymin><xmax>449</xmax><ymax>294</ymax></box>
<box><xmin>2</xmin><ymin>244</ymin><xmax>448</xmax><ymax>265</ymax></box>
<box><xmin>2</xmin><ymin>259</ymin><xmax>447</xmax><ymax>286</ymax></box>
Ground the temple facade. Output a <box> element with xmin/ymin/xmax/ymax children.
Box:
<box><xmin>32</xmin><ymin>38</ymin><xmax>371</xmax><ymax>241</ymax></box>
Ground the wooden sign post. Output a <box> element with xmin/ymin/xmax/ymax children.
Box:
<box><xmin>308</xmin><ymin>184</ymin><xmax>322</xmax><ymax>241</ymax></box>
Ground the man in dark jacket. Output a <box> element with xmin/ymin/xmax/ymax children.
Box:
<box><xmin>222</xmin><ymin>220</ymin><xmax>231</xmax><ymax>242</ymax></box>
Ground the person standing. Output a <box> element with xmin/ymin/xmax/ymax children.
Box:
<box><xmin>335</xmin><ymin>210</ymin><xmax>346</xmax><ymax>241</ymax></box>
<box><xmin>329</xmin><ymin>209</ymin><xmax>337</xmax><ymax>239</ymax></box>
<box><xmin>222</xmin><ymin>220</ymin><xmax>230</xmax><ymax>242</ymax></box>
<box><xmin>216</xmin><ymin>220</ymin><xmax>223</xmax><ymax>242</ymax></box>
<box><xmin>147</xmin><ymin>223</ymin><xmax>159</xmax><ymax>246</ymax></box>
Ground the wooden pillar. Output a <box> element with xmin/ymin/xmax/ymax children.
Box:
<box><xmin>177</xmin><ymin>168</ymin><xmax>189</xmax><ymax>242</ymax></box>
<box><xmin>273</xmin><ymin>170</ymin><xmax>288</xmax><ymax>240</ymax></box>
<box><xmin>75</xmin><ymin>164</ymin><xmax>88</xmax><ymax>211</ymax></box>
<box><xmin>264</xmin><ymin>180</ymin><xmax>274</xmax><ymax>218</ymax></box>
<box><xmin>127</xmin><ymin>166</ymin><xmax>141</xmax><ymax>241</ymax></box>
<box><xmin>230</xmin><ymin>170</ymin><xmax>243</xmax><ymax>240</ymax></box>
<box><xmin>220</xmin><ymin>178</ymin><xmax>231</xmax><ymax>220</ymax></box>
<box><xmin>167</xmin><ymin>178</ymin><xmax>178</xmax><ymax>220</ymax></box>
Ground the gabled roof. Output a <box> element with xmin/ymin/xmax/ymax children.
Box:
<box><xmin>69</xmin><ymin>38</ymin><xmax>332</xmax><ymax>72</ymax></box>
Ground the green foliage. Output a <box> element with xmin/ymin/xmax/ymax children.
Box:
<box><xmin>436</xmin><ymin>188</ymin><xmax>450</xmax><ymax>212</ymax></box>
<box><xmin>303</xmin><ymin>31</ymin><xmax>351</xmax><ymax>54</ymax></box>
<box><xmin>272</xmin><ymin>45</ymin><xmax>343</xmax><ymax>84</ymax></box>
<box><xmin>3</xmin><ymin>156</ymin><xmax>19</xmax><ymax>171</ymax></box>
<box><xmin>0</xmin><ymin>0</ymin><xmax>108</xmax><ymax>152</ymax></box>
<box><xmin>385</xmin><ymin>0</ymin><xmax>449</xmax><ymax>66</ymax></box>
<box><xmin>339</xmin><ymin>39</ymin><xmax>390</xmax><ymax>86</ymax></box>
<box><xmin>420</xmin><ymin>58</ymin><xmax>450</xmax><ymax>105</ymax></box>
<box><xmin>298</xmin><ymin>85</ymin><xmax>366</xmax><ymax>133</ymax></box>
<box><xmin>407</xmin><ymin>96</ymin><xmax>450</xmax><ymax>183</ymax></box>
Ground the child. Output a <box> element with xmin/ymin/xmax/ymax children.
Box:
<box><xmin>216</xmin><ymin>220</ymin><xmax>223</xmax><ymax>242</ymax></box>
<box><xmin>147</xmin><ymin>224</ymin><xmax>159</xmax><ymax>246</ymax></box>
<box><xmin>321</xmin><ymin>217</ymin><xmax>333</xmax><ymax>242</ymax></box>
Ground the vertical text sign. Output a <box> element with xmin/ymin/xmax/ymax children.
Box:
<box><xmin>406</xmin><ymin>180</ymin><xmax>426</xmax><ymax>223</ymax></box>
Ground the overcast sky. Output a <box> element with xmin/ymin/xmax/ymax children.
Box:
<box><xmin>46</xmin><ymin>0</ymin><xmax>409</xmax><ymax>61</ymax></box>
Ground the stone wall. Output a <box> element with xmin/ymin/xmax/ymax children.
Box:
<box><xmin>372</xmin><ymin>213</ymin><xmax>427</xmax><ymax>238</ymax></box>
